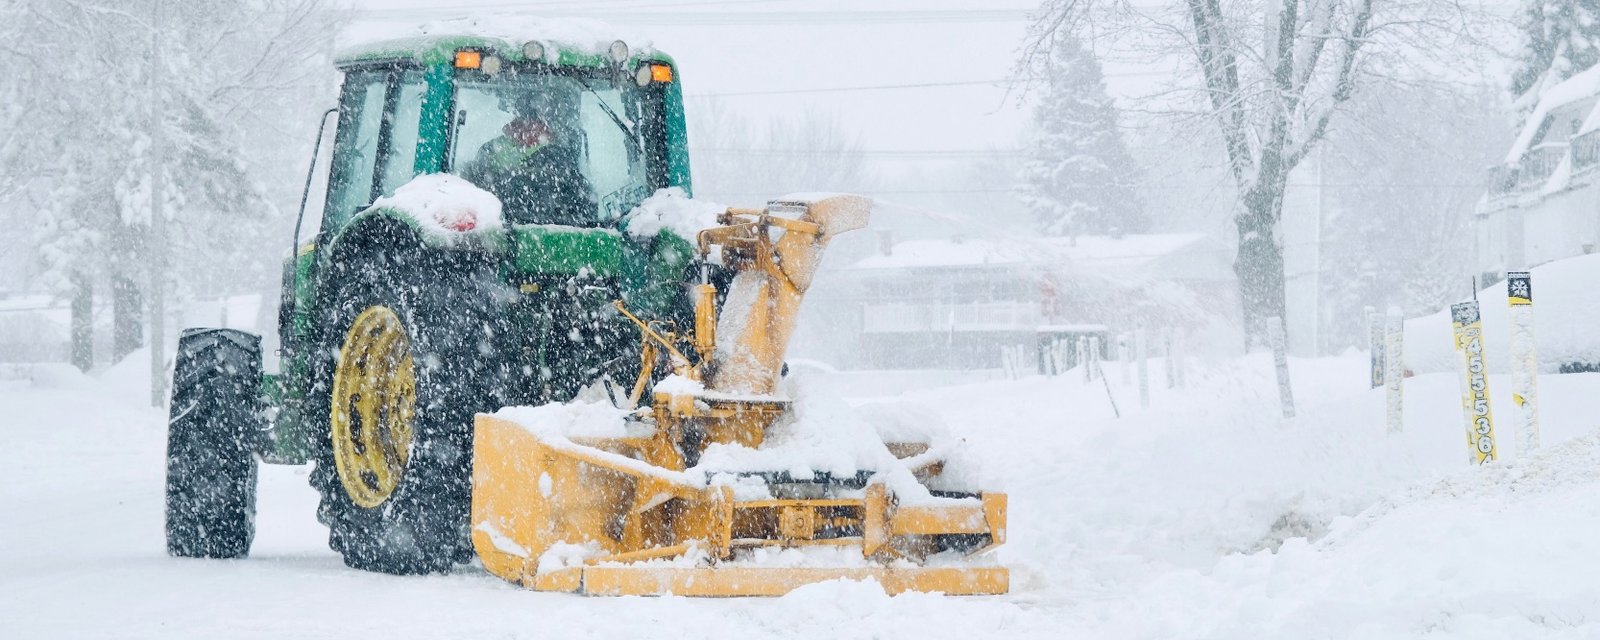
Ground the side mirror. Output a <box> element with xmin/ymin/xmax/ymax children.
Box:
<box><xmin>281</xmin><ymin>106</ymin><xmax>340</xmax><ymax>351</ymax></box>
<box><xmin>290</xmin><ymin>107</ymin><xmax>341</xmax><ymax>255</ymax></box>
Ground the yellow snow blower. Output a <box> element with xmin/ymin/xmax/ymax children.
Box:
<box><xmin>470</xmin><ymin>195</ymin><xmax>1009</xmax><ymax>596</ymax></box>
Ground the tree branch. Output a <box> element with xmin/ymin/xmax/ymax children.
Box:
<box><xmin>1286</xmin><ymin>0</ymin><xmax>1374</xmax><ymax>168</ymax></box>
<box><xmin>1185</xmin><ymin>0</ymin><xmax>1254</xmax><ymax>184</ymax></box>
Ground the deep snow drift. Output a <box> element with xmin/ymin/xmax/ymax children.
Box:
<box><xmin>4</xmin><ymin>351</ymin><xmax>1600</xmax><ymax>638</ymax></box>
<box><xmin>1405</xmin><ymin>253</ymin><xmax>1600</xmax><ymax>373</ymax></box>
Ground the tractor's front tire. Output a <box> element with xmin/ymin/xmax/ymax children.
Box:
<box><xmin>308</xmin><ymin>229</ymin><xmax>506</xmax><ymax>575</ymax></box>
<box><xmin>165</xmin><ymin>329</ymin><xmax>263</xmax><ymax>559</ymax></box>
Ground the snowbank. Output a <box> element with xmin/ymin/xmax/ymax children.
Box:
<box><xmin>14</xmin><ymin>338</ymin><xmax>1600</xmax><ymax>637</ymax></box>
<box><xmin>18</xmin><ymin>363</ymin><xmax>98</xmax><ymax>390</ymax></box>
<box><xmin>1405</xmin><ymin>253</ymin><xmax>1600</xmax><ymax>373</ymax></box>
<box><xmin>370</xmin><ymin>174</ymin><xmax>503</xmax><ymax>235</ymax></box>
<box><xmin>621</xmin><ymin>187</ymin><xmax>723</xmax><ymax>243</ymax></box>
<box><xmin>101</xmin><ymin>347</ymin><xmax>161</xmax><ymax>407</ymax></box>
<box><xmin>1163</xmin><ymin>424</ymin><xmax>1600</xmax><ymax>637</ymax></box>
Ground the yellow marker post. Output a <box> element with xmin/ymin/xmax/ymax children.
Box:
<box><xmin>1451</xmin><ymin>301</ymin><xmax>1498</xmax><ymax>464</ymax></box>
<box><xmin>1507</xmin><ymin>271</ymin><xmax>1540</xmax><ymax>455</ymax></box>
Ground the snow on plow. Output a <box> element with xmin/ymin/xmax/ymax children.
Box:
<box><xmin>470</xmin><ymin>195</ymin><xmax>1009</xmax><ymax>596</ymax></box>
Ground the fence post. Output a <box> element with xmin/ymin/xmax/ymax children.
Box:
<box><xmin>1163</xmin><ymin>329</ymin><xmax>1176</xmax><ymax>389</ymax></box>
<box><xmin>1507</xmin><ymin>271</ymin><xmax>1541</xmax><ymax>455</ymax></box>
<box><xmin>1088</xmin><ymin>335</ymin><xmax>1101</xmax><ymax>381</ymax></box>
<box><xmin>1366</xmin><ymin>305</ymin><xmax>1384</xmax><ymax>389</ymax></box>
<box><xmin>69</xmin><ymin>271</ymin><xmax>94</xmax><ymax>372</ymax></box>
<box><xmin>1121</xmin><ymin>333</ymin><xmax>1132</xmax><ymax>385</ymax></box>
<box><xmin>1172</xmin><ymin>335</ymin><xmax>1187</xmax><ymax>388</ymax></box>
<box><xmin>1094</xmin><ymin>345</ymin><xmax>1120</xmax><ymax>418</ymax></box>
<box><xmin>1267</xmin><ymin>316</ymin><xmax>1296</xmax><ymax>419</ymax></box>
<box><xmin>1384</xmin><ymin>307</ymin><xmax>1404</xmax><ymax>434</ymax></box>
<box><xmin>1077</xmin><ymin>336</ymin><xmax>1089</xmax><ymax>381</ymax></box>
<box><xmin>1136</xmin><ymin>328</ymin><xmax>1149</xmax><ymax>409</ymax></box>
<box><xmin>1451</xmin><ymin>301</ymin><xmax>1498</xmax><ymax>464</ymax></box>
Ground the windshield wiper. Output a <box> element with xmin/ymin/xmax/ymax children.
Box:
<box><xmin>584</xmin><ymin>87</ymin><xmax>637</xmax><ymax>142</ymax></box>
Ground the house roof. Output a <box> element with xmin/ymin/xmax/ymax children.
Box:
<box><xmin>1507</xmin><ymin>64</ymin><xmax>1600</xmax><ymax>163</ymax></box>
<box><xmin>847</xmin><ymin>233</ymin><xmax>1211</xmax><ymax>271</ymax></box>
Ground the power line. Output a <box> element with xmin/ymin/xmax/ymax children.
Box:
<box><xmin>708</xmin><ymin>189</ymin><xmax>1012</xmax><ymax>196</ymax></box>
<box><xmin>355</xmin><ymin>9</ymin><xmax>1034</xmax><ymax>25</ymax></box>
<box><xmin>688</xmin><ymin>78</ymin><xmax>1012</xmax><ymax>98</ymax></box>
<box><xmin>702</xmin><ymin>182</ymin><xmax>1490</xmax><ymax>192</ymax></box>
<box><xmin>359</xmin><ymin>0</ymin><xmax>790</xmax><ymax>12</ymax></box>
<box><xmin>698</xmin><ymin>147</ymin><xmax>1023</xmax><ymax>158</ymax></box>
<box><xmin>684</xmin><ymin>70</ymin><xmax>1170</xmax><ymax>98</ymax></box>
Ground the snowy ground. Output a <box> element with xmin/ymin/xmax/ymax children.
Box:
<box><xmin>4</xmin><ymin>352</ymin><xmax>1600</xmax><ymax>638</ymax></box>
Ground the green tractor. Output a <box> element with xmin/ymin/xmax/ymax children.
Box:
<box><xmin>163</xmin><ymin>33</ymin><xmax>707</xmax><ymax>574</ymax></box>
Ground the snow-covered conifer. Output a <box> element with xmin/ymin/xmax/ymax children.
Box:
<box><xmin>1510</xmin><ymin>0</ymin><xmax>1600</xmax><ymax>111</ymax></box>
<box><xmin>0</xmin><ymin>0</ymin><xmax>342</xmax><ymax>363</ymax></box>
<box><xmin>1017</xmin><ymin>32</ymin><xmax>1146</xmax><ymax>237</ymax></box>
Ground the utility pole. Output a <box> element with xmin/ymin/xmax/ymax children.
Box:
<box><xmin>1311</xmin><ymin>143</ymin><xmax>1326</xmax><ymax>356</ymax></box>
<box><xmin>148</xmin><ymin>0</ymin><xmax>167</xmax><ymax>408</ymax></box>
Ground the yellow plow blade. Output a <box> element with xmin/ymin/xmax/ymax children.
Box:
<box><xmin>470</xmin><ymin>414</ymin><xmax>1009</xmax><ymax>596</ymax></box>
<box><xmin>572</xmin><ymin>565</ymin><xmax>1008</xmax><ymax>597</ymax></box>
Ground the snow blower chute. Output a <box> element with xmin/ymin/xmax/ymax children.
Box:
<box><xmin>470</xmin><ymin>195</ymin><xmax>1009</xmax><ymax>596</ymax></box>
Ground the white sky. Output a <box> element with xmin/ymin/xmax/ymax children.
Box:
<box><xmin>347</xmin><ymin>0</ymin><xmax>1175</xmax><ymax>178</ymax></box>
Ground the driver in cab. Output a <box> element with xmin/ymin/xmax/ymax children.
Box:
<box><xmin>461</xmin><ymin>90</ymin><xmax>596</xmax><ymax>226</ymax></box>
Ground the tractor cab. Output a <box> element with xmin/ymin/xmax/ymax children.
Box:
<box><xmin>321</xmin><ymin>36</ymin><xmax>690</xmax><ymax>232</ymax></box>
<box><xmin>271</xmin><ymin>35</ymin><xmax>697</xmax><ymax>464</ymax></box>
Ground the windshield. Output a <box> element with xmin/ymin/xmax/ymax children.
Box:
<box><xmin>451</xmin><ymin>69</ymin><xmax>655</xmax><ymax>227</ymax></box>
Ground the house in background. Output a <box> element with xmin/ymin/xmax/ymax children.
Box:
<box><xmin>0</xmin><ymin>293</ymin><xmax>72</xmax><ymax>363</ymax></box>
<box><xmin>1477</xmin><ymin>65</ymin><xmax>1600</xmax><ymax>283</ymax></box>
<box><xmin>795</xmin><ymin>233</ymin><xmax>1239</xmax><ymax>370</ymax></box>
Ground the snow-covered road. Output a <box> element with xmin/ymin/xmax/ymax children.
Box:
<box><xmin>5</xmin><ymin>355</ymin><xmax>1600</xmax><ymax>638</ymax></box>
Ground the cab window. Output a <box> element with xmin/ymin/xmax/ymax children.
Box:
<box><xmin>377</xmin><ymin>70</ymin><xmax>428</xmax><ymax>197</ymax></box>
<box><xmin>450</xmin><ymin>69</ymin><xmax>655</xmax><ymax>227</ymax></box>
<box><xmin>324</xmin><ymin>70</ymin><xmax>390</xmax><ymax>227</ymax></box>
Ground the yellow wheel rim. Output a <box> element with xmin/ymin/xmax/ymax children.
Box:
<box><xmin>330</xmin><ymin>305</ymin><xmax>417</xmax><ymax>509</ymax></box>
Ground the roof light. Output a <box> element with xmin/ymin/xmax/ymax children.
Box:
<box><xmin>636</xmin><ymin>63</ymin><xmax>673</xmax><ymax>86</ymax></box>
<box><xmin>522</xmin><ymin>41</ymin><xmax>545</xmax><ymax>62</ymax></box>
<box><xmin>608</xmin><ymin>40</ymin><xmax>629</xmax><ymax>64</ymax></box>
<box><xmin>480</xmin><ymin>54</ymin><xmax>503</xmax><ymax>75</ymax></box>
<box><xmin>454</xmin><ymin>50</ymin><xmax>481</xmax><ymax>69</ymax></box>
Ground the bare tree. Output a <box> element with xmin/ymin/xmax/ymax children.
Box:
<box><xmin>1318</xmin><ymin>81</ymin><xmax>1510</xmax><ymax>350</ymax></box>
<box><xmin>687</xmin><ymin>101</ymin><xmax>877</xmax><ymax>206</ymax></box>
<box><xmin>1025</xmin><ymin>0</ymin><xmax>1492</xmax><ymax>344</ymax></box>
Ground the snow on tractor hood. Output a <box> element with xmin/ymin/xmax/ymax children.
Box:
<box><xmin>371</xmin><ymin>174</ymin><xmax>504</xmax><ymax>236</ymax></box>
<box><xmin>621</xmin><ymin>187</ymin><xmax>725</xmax><ymax>243</ymax></box>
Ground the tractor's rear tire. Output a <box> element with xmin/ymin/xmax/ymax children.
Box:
<box><xmin>308</xmin><ymin>228</ymin><xmax>507</xmax><ymax>575</ymax></box>
<box><xmin>165</xmin><ymin>328</ymin><xmax>263</xmax><ymax>559</ymax></box>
